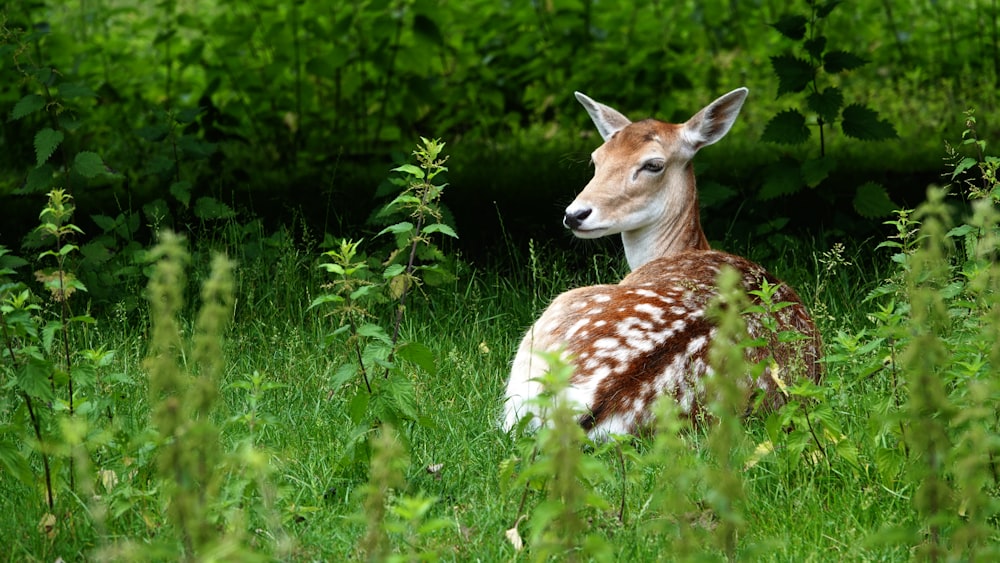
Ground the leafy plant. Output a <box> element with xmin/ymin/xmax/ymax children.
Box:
<box><xmin>310</xmin><ymin>137</ymin><xmax>456</xmax><ymax>479</ymax></box>
<box><xmin>761</xmin><ymin>0</ymin><xmax>899</xmax><ymax>218</ymax></box>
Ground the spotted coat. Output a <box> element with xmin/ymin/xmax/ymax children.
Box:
<box><xmin>502</xmin><ymin>250</ymin><xmax>821</xmax><ymax>439</ymax></box>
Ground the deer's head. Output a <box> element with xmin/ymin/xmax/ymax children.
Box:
<box><xmin>564</xmin><ymin>88</ymin><xmax>749</xmax><ymax>269</ymax></box>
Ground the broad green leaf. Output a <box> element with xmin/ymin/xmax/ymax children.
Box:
<box><xmin>357</xmin><ymin>323</ymin><xmax>392</xmax><ymax>345</ymax></box>
<box><xmin>807</xmin><ymin>87</ymin><xmax>843</xmax><ymax>123</ymax></box>
<box><xmin>841</xmin><ymin>104</ymin><xmax>897</xmax><ymax>141</ymax></box>
<box><xmin>698</xmin><ymin>181</ymin><xmax>737</xmax><ymax>208</ymax></box>
<box><xmin>383</xmin><ymin>263</ymin><xmax>406</xmax><ymax>278</ymax></box>
<box><xmin>378</xmin><ymin>221</ymin><xmax>414</xmax><ymax>236</ymax></box>
<box><xmin>392</xmin><ymin>163</ymin><xmax>424</xmax><ymax>179</ymax></box>
<box><xmin>770</xmin><ymin>14</ymin><xmax>807</xmax><ymax>40</ymax></box>
<box><xmin>0</xmin><ymin>432</ymin><xmax>33</xmax><ymax>487</ymax></box>
<box><xmin>170</xmin><ymin>180</ymin><xmax>192</xmax><ymax>207</ymax></box>
<box><xmin>330</xmin><ymin>363</ymin><xmax>358</xmax><ymax>391</ymax></box>
<box><xmin>770</xmin><ymin>55</ymin><xmax>814</xmax><ymax>96</ymax></box>
<box><xmin>413</xmin><ymin>13</ymin><xmax>444</xmax><ymax>46</ymax></box>
<box><xmin>73</xmin><ymin>151</ymin><xmax>105</xmax><ymax>178</ymax></box>
<box><xmin>34</xmin><ymin>128</ymin><xmax>63</xmax><ymax>166</ymax></box>
<box><xmin>136</xmin><ymin>124</ymin><xmax>169</xmax><ymax>142</ymax></box>
<box><xmin>12</xmin><ymin>94</ymin><xmax>45</xmax><ymax>120</ymax></box>
<box><xmin>823</xmin><ymin>50</ymin><xmax>867</xmax><ymax>73</ymax></box>
<box><xmin>801</xmin><ymin>156</ymin><xmax>837</xmax><ymax>187</ymax></box>
<box><xmin>193</xmin><ymin>196</ymin><xmax>236</xmax><ymax>220</ymax></box>
<box><xmin>91</xmin><ymin>214</ymin><xmax>118</xmax><ymax>232</ymax></box>
<box><xmin>396</xmin><ymin>341</ymin><xmax>437</xmax><ymax>375</ymax></box>
<box><xmin>804</xmin><ymin>36</ymin><xmax>827</xmax><ymax>60</ymax></box>
<box><xmin>817</xmin><ymin>0</ymin><xmax>842</xmax><ymax>18</ymax></box>
<box><xmin>347</xmin><ymin>387</ymin><xmax>370</xmax><ymax>425</ymax></box>
<box><xmin>19</xmin><ymin>354</ymin><xmax>55</xmax><ymax>402</ymax></box>
<box><xmin>422</xmin><ymin>223</ymin><xmax>458</xmax><ymax>238</ymax></box>
<box><xmin>385</xmin><ymin>376</ymin><xmax>419</xmax><ymax>421</ymax></box>
<box><xmin>951</xmin><ymin>157</ymin><xmax>978</xmax><ymax>179</ymax></box>
<box><xmin>759</xmin><ymin>158</ymin><xmax>803</xmax><ymax>200</ymax></box>
<box><xmin>853</xmin><ymin>182</ymin><xmax>897</xmax><ymax>218</ymax></box>
<box><xmin>23</xmin><ymin>164</ymin><xmax>54</xmax><ymax>193</ymax></box>
<box><xmin>761</xmin><ymin>109</ymin><xmax>809</xmax><ymax>144</ymax></box>
<box><xmin>947</xmin><ymin>224</ymin><xmax>976</xmax><ymax>238</ymax></box>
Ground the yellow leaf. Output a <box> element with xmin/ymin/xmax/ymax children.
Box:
<box><xmin>38</xmin><ymin>513</ymin><xmax>57</xmax><ymax>538</ymax></box>
<box><xmin>769</xmin><ymin>362</ymin><xmax>788</xmax><ymax>397</ymax></box>
<box><xmin>505</xmin><ymin>515</ymin><xmax>526</xmax><ymax>551</ymax></box>
<box><xmin>744</xmin><ymin>440</ymin><xmax>775</xmax><ymax>470</ymax></box>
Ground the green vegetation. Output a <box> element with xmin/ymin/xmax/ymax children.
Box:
<box><xmin>2</xmin><ymin>0</ymin><xmax>1000</xmax><ymax>561</ymax></box>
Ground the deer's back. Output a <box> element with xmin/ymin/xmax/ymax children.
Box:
<box><xmin>541</xmin><ymin>250</ymin><xmax>821</xmax><ymax>434</ymax></box>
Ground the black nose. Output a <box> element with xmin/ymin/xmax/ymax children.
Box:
<box><xmin>563</xmin><ymin>208</ymin><xmax>592</xmax><ymax>230</ymax></box>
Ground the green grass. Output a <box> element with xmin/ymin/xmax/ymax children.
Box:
<box><xmin>3</xmin><ymin>186</ymin><xmax>1000</xmax><ymax>560</ymax></box>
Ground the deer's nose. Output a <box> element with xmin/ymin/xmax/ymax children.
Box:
<box><xmin>563</xmin><ymin>207</ymin><xmax>592</xmax><ymax>230</ymax></box>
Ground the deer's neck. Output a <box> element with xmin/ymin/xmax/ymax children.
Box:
<box><xmin>621</xmin><ymin>169</ymin><xmax>710</xmax><ymax>270</ymax></box>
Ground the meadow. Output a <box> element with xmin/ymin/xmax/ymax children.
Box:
<box><xmin>3</xmin><ymin>128</ymin><xmax>1000</xmax><ymax>560</ymax></box>
<box><xmin>3</xmin><ymin>0</ymin><xmax>1000</xmax><ymax>560</ymax></box>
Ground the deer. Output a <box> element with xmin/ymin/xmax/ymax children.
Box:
<box><xmin>501</xmin><ymin>87</ymin><xmax>822</xmax><ymax>439</ymax></box>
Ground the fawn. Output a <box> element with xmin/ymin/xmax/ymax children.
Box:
<box><xmin>502</xmin><ymin>88</ymin><xmax>822</xmax><ymax>438</ymax></box>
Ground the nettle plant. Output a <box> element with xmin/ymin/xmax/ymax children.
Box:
<box><xmin>311</xmin><ymin>137</ymin><xmax>456</xmax><ymax>477</ymax></box>
<box><xmin>850</xmin><ymin>114</ymin><xmax>1000</xmax><ymax>558</ymax></box>
<box><xmin>761</xmin><ymin>0</ymin><xmax>899</xmax><ymax>218</ymax></box>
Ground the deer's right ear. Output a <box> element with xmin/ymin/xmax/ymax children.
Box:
<box><xmin>575</xmin><ymin>92</ymin><xmax>631</xmax><ymax>141</ymax></box>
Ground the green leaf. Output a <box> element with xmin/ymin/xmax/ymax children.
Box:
<box><xmin>804</xmin><ymin>36</ymin><xmax>827</xmax><ymax>60</ymax></box>
<box><xmin>396</xmin><ymin>341</ymin><xmax>437</xmax><ymax>375</ymax></box>
<box><xmin>378</xmin><ymin>221</ymin><xmax>414</xmax><ymax>236</ymax></box>
<box><xmin>413</xmin><ymin>13</ymin><xmax>444</xmax><ymax>46</ymax></box>
<box><xmin>823</xmin><ymin>50</ymin><xmax>868</xmax><ymax>73</ymax></box>
<box><xmin>136</xmin><ymin>124</ymin><xmax>169</xmax><ymax>142</ymax></box>
<box><xmin>12</xmin><ymin>94</ymin><xmax>45</xmax><ymax>120</ymax></box>
<box><xmin>841</xmin><ymin>104</ymin><xmax>898</xmax><ymax>141</ymax></box>
<box><xmin>392</xmin><ymin>163</ymin><xmax>425</xmax><ymax>179</ymax></box>
<box><xmin>170</xmin><ymin>180</ymin><xmax>192</xmax><ymax>207</ymax></box>
<box><xmin>23</xmin><ymin>164</ymin><xmax>54</xmax><ymax>193</ymax></box>
<box><xmin>770</xmin><ymin>14</ymin><xmax>808</xmax><ymax>40</ymax></box>
<box><xmin>759</xmin><ymin>158</ymin><xmax>803</xmax><ymax>200</ymax></box>
<box><xmin>807</xmin><ymin>87</ymin><xmax>843</xmax><ymax>123</ymax></box>
<box><xmin>347</xmin><ymin>387</ymin><xmax>370</xmax><ymax>425</ymax></box>
<box><xmin>193</xmin><ymin>197</ymin><xmax>236</xmax><ymax>220</ymax></box>
<box><xmin>357</xmin><ymin>323</ymin><xmax>392</xmax><ymax>345</ymax></box>
<box><xmin>422</xmin><ymin>223</ymin><xmax>458</xmax><ymax>238</ymax></box>
<box><xmin>697</xmin><ymin>181</ymin><xmax>737</xmax><ymax>208</ymax></box>
<box><xmin>385</xmin><ymin>376</ymin><xmax>419</xmax><ymax>421</ymax></box>
<box><xmin>58</xmin><ymin>82</ymin><xmax>97</xmax><ymax>99</ymax></box>
<box><xmin>770</xmin><ymin>55</ymin><xmax>814</xmax><ymax>96</ymax></box>
<box><xmin>307</xmin><ymin>293</ymin><xmax>344</xmax><ymax>310</ymax></box>
<box><xmin>761</xmin><ymin>109</ymin><xmax>810</xmax><ymax>144</ymax></box>
<box><xmin>853</xmin><ymin>182</ymin><xmax>897</xmax><ymax>218</ymax></box>
<box><xmin>817</xmin><ymin>0</ymin><xmax>842</xmax><ymax>18</ymax></box>
<box><xmin>951</xmin><ymin>157</ymin><xmax>978</xmax><ymax>179</ymax></box>
<box><xmin>330</xmin><ymin>363</ymin><xmax>358</xmax><ymax>391</ymax></box>
<box><xmin>18</xmin><ymin>354</ymin><xmax>55</xmax><ymax>402</ymax></box>
<box><xmin>73</xmin><ymin>151</ymin><xmax>105</xmax><ymax>178</ymax></box>
<box><xmin>801</xmin><ymin>156</ymin><xmax>837</xmax><ymax>187</ymax></box>
<box><xmin>34</xmin><ymin>128</ymin><xmax>64</xmax><ymax>166</ymax></box>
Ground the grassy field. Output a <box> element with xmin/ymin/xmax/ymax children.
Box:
<box><xmin>3</xmin><ymin>178</ymin><xmax>999</xmax><ymax>561</ymax></box>
<box><xmin>1</xmin><ymin>129</ymin><xmax>999</xmax><ymax>563</ymax></box>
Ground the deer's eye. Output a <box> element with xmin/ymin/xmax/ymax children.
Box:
<box><xmin>641</xmin><ymin>160</ymin><xmax>665</xmax><ymax>173</ymax></box>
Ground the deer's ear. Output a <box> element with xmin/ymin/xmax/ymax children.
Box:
<box><xmin>575</xmin><ymin>92</ymin><xmax>632</xmax><ymax>141</ymax></box>
<box><xmin>681</xmin><ymin>87</ymin><xmax>749</xmax><ymax>151</ymax></box>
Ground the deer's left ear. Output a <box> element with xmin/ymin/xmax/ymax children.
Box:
<box><xmin>681</xmin><ymin>87</ymin><xmax>749</xmax><ymax>151</ymax></box>
<box><xmin>575</xmin><ymin>91</ymin><xmax>632</xmax><ymax>141</ymax></box>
